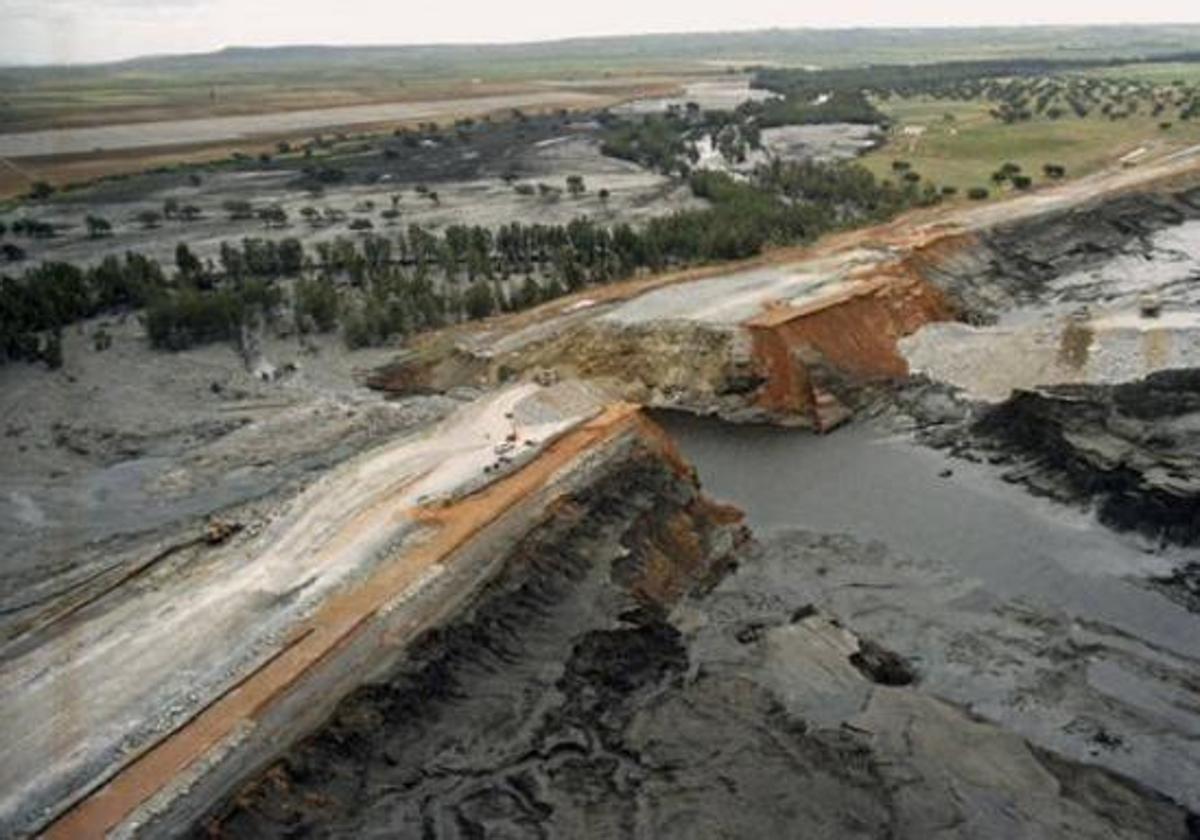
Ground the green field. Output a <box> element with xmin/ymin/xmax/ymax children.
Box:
<box><xmin>1077</xmin><ymin>61</ymin><xmax>1200</xmax><ymax>85</ymax></box>
<box><xmin>6</xmin><ymin>25</ymin><xmax>1200</xmax><ymax>133</ymax></box>
<box><xmin>860</xmin><ymin>93</ymin><xmax>1200</xmax><ymax>195</ymax></box>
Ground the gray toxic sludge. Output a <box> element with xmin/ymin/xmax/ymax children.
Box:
<box><xmin>904</xmin><ymin>190</ymin><xmax>1200</xmax><ymax>401</ymax></box>
<box><xmin>202</xmin><ymin>419</ymin><xmax>1197</xmax><ymax>838</ymax></box>
<box><xmin>0</xmin><ymin>318</ymin><xmax>458</xmax><ymax>642</ymax></box>
<box><xmin>660</xmin><ymin>412</ymin><xmax>1200</xmax><ymax>817</ymax></box>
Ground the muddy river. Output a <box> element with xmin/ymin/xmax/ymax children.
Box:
<box><xmin>657</xmin><ymin>414</ymin><xmax>1186</xmax><ymax>626</ymax></box>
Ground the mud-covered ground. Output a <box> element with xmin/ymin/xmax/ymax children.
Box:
<box><xmin>6</xmin><ymin>91</ymin><xmax>1200</xmax><ymax>837</ymax></box>
<box><xmin>0</xmin><ymin>311</ymin><xmax>459</xmax><ymax>638</ymax></box>
<box><xmin>887</xmin><ymin>186</ymin><xmax>1200</xmax><ymax>556</ymax></box>
<box><xmin>904</xmin><ymin>188</ymin><xmax>1200</xmax><ymax>399</ymax></box>
<box><xmin>203</xmin><ymin>440</ymin><xmax>1198</xmax><ymax>839</ymax></box>
<box><xmin>0</xmin><ymin>83</ymin><xmax>882</xmax><ymax>272</ymax></box>
<box><xmin>0</xmin><ymin>127</ymin><xmax>702</xmax><ymax>270</ymax></box>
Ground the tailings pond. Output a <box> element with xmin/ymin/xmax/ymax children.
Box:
<box><xmin>200</xmin><ymin>409</ymin><xmax>1200</xmax><ymax>837</ymax></box>
<box><xmin>655</xmin><ymin>411</ymin><xmax>1200</xmax><ymax>809</ymax></box>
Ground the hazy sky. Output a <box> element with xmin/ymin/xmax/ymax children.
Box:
<box><xmin>3</xmin><ymin>0</ymin><xmax>1200</xmax><ymax>66</ymax></box>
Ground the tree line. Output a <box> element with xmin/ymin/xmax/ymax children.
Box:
<box><xmin>752</xmin><ymin>57</ymin><xmax>1200</xmax><ymax>126</ymax></box>
<box><xmin>1</xmin><ymin>156</ymin><xmax>939</xmax><ymax>365</ymax></box>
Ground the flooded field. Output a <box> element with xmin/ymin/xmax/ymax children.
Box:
<box><xmin>0</xmin><ymin>134</ymin><xmax>699</xmax><ymax>270</ymax></box>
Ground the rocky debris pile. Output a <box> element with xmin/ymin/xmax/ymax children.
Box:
<box><xmin>973</xmin><ymin>368</ymin><xmax>1200</xmax><ymax>545</ymax></box>
<box><xmin>848</xmin><ymin>638</ymin><xmax>917</xmax><ymax>686</ymax></box>
<box><xmin>370</xmin><ymin>319</ymin><xmax>773</xmax><ymax>424</ymax></box>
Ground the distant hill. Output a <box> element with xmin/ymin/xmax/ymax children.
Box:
<box><xmin>8</xmin><ymin>24</ymin><xmax>1200</xmax><ymax>80</ymax></box>
<box><xmin>5</xmin><ymin>24</ymin><xmax>1200</xmax><ymax>136</ymax></box>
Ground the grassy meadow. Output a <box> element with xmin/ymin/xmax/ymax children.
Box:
<box><xmin>861</xmin><ymin>88</ymin><xmax>1200</xmax><ymax>196</ymax></box>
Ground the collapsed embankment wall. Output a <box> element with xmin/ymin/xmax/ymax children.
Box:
<box><xmin>923</xmin><ymin>188</ymin><xmax>1200</xmax><ymax>322</ymax></box>
<box><xmin>746</xmin><ymin>260</ymin><xmax>957</xmax><ymax>427</ymax></box>
<box><xmin>40</xmin><ymin>406</ymin><xmax>743</xmax><ymax>839</ymax></box>
<box><xmin>366</xmin><ymin>180</ymin><xmax>1200</xmax><ymax>430</ymax></box>
<box><xmin>203</xmin><ymin>421</ymin><xmax>748</xmax><ymax>836</ymax></box>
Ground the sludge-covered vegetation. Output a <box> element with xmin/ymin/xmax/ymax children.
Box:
<box><xmin>26</xmin><ymin>52</ymin><xmax>1168</xmax><ymax>365</ymax></box>
<box><xmin>0</xmin><ymin>154</ymin><xmax>940</xmax><ymax>363</ymax></box>
<box><xmin>597</xmin><ymin>83</ymin><xmax>882</xmax><ymax>178</ymax></box>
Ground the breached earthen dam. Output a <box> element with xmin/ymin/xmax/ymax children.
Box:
<box><xmin>6</xmin><ymin>149</ymin><xmax>1200</xmax><ymax>838</ymax></box>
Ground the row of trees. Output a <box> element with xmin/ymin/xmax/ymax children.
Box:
<box><xmin>751</xmin><ymin>57</ymin><xmax>1200</xmax><ymax>127</ymax></box>
<box><xmin>0</xmin><ymin>253</ymin><xmax>166</xmax><ymax>362</ymax></box>
<box><xmin>2</xmin><ymin>156</ymin><xmax>936</xmax><ymax>363</ymax></box>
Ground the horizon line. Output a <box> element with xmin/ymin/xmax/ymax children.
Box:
<box><xmin>4</xmin><ymin>20</ymin><xmax>1200</xmax><ymax>71</ymax></box>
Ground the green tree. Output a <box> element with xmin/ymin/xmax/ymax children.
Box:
<box><xmin>223</xmin><ymin>200</ymin><xmax>254</xmax><ymax>220</ymax></box>
<box><xmin>42</xmin><ymin>329</ymin><xmax>63</xmax><ymax>369</ymax></box>
<box><xmin>28</xmin><ymin>181</ymin><xmax>55</xmax><ymax>200</ymax></box>
<box><xmin>175</xmin><ymin>243</ymin><xmax>203</xmax><ymax>279</ymax></box>
<box><xmin>279</xmin><ymin>238</ymin><xmax>304</xmax><ymax>275</ymax></box>
<box><xmin>463</xmin><ymin>281</ymin><xmax>496</xmax><ymax>319</ymax></box>
<box><xmin>86</xmin><ymin>215</ymin><xmax>113</xmax><ymax>238</ymax></box>
<box><xmin>294</xmin><ymin>276</ymin><xmax>339</xmax><ymax>333</ymax></box>
<box><xmin>2</xmin><ymin>243</ymin><xmax>27</xmax><ymax>262</ymax></box>
<box><xmin>258</xmin><ymin>205</ymin><xmax>288</xmax><ymax>228</ymax></box>
<box><xmin>136</xmin><ymin>210</ymin><xmax>162</xmax><ymax>230</ymax></box>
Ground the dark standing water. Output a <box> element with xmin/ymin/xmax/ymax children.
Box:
<box><xmin>655</xmin><ymin>412</ymin><xmax>1200</xmax><ymax>661</ymax></box>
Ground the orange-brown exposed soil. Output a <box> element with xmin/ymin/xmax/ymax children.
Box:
<box><xmin>746</xmin><ymin>263</ymin><xmax>957</xmax><ymax>425</ymax></box>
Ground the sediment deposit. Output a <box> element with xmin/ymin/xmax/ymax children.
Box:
<box><xmin>202</xmin><ymin>449</ymin><xmax>1196</xmax><ymax>839</ymax></box>
<box><xmin>7</xmin><ymin>130</ymin><xmax>1200</xmax><ymax>840</ymax></box>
